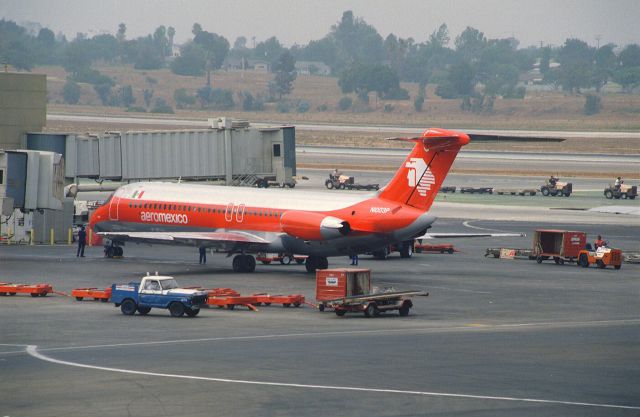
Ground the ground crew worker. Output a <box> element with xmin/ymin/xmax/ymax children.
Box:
<box><xmin>350</xmin><ymin>253</ymin><xmax>359</xmax><ymax>266</ymax></box>
<box><xmin>614</xmin><ymin>177</ymin><xmax>622</xmax><ymax>191</ymax></box>
<box><xmin>594</xmin><ymin>235</ymin><xmax>605</xmax><ymax>250</ymax></box>
<box><xmin>548</xmin><ymin>175</ymin><xmax>558</xmax><ymax>187</ymax></box>
<box><xmin>77</xmin><ymin>225</ymin><xmax>87</xmax><ymax>257</ymax></box>
<box><xmin>199</xmin><ymin>246</ymin><xmax>207</xmax><ymax>264</ymax></box>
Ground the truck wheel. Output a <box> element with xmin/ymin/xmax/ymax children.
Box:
<box><xmin>596</xmin><ymin>260</ymin><xmax>606</xmax><ymax>269</ymax></box>
<box><xmin>536</xmin><ymin>256</ymin><xmax>543</xmax><ymax>264</ymax></box>
<box><xmin>541</xmin><ymin>187</ymin><xmax>549</xmax><ymax>196</ymax></box>
<box><xmin>399</xmin><ymin>304</ymin><xmax>411</xmax><ymax>317</ymax></box>
<box><xmin>169</xmin><ymin>302</ymin><xmax>185</xmax><ymax>317</ymax></box>
<box><xmin>101</xmin><ymin>298</ymin><xmax>109</xmax><ymax>303</ymax></box>
<box><xmin>604</xmin><ymin>189</ymin><xmax>613</xmax><ymax>199</ymax></box>
<box><xmin>120</xmin><ymin>299</ymin><xmax>137</xmax><ymax>315</ymax></box>
<box><xmin>325</xmin><ymin>180</ymin><xmax>334</xmax><ymax>189</ymax></box>
<box><xmin>614</xmin><ymin>265</ymin><xmax>621</xmax><ymax>270</ymax></box>
<box><xmin>226</xmin><ymin>304</ymin><xmax>235</xmax><ymax>310</ymax></box>
<box><xmin>137</xmin><ymin>306</ymin><xmax>151</xmax><ymax>315</ymax></box>
<box><xmin>31</xmin><ymin>293</ymin><xmax>40</xmax><ymax>297</ymax></box>
<box><xmin>579</xmin><ymin>254</ymin><xmax>589</xmax><ymax>268</ymax></box>
<box><xmin>364</xmin><ymin>303</ymin><xmax>378</xmax><ymax>318</ymax></box>
<box><xmin>186</xmin><ymin>308</ymin><xmax>200</xmax><ymax>317</ymax></box>
<box><xmin>261</xmin><ymin>260</ymin><xmax>271</xmax><ymax>265</ymax></box>
<box><xmin>75</xmin><ymin>297</ymin><xmax>84</xmax><ymax>301</ymax></box>
<box><xmin>621</xmin><ymin>193</ymin><xmax>628</xmax><ymax>199</ymax></box>
<box><xmin>335</xmin><ymin>310</ymin><xmax>346</xmax><ymax>316</ymax></box>
<box><xmin>280</xmin><ymin>255</ymin><xmax>292</xmax><ymax>265</ymax></box>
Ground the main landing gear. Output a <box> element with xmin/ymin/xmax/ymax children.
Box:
<box><xmin>104</xmin><ymin>243</ymin><xmax>123</xmax><ymax>258</ymax></box>
<box><xmin>305</xmin><ymin>256</ymin><xmax>328</xmax><ymax>273</ymax></box>
<box><xmin>232</xmin><ymin>254</ymin><xmax>256</xmax><ymax>273</ymax></box>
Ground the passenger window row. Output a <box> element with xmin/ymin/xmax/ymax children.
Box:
<box><xmin>127</xmin><ymin>201</ymin><xmax>281</xmax><ymax>217</ymax></box>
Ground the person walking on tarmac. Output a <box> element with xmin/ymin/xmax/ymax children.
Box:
<box><xmin>76</xmin><ymin>225</ymin><xmax>87</xmax><ymax>257</ymax></box>
<box><xmin>199</xmin><ymin>246</ymin><xmax>207</xmax><ymax>264</ymax></box>
<box><xmin>594</xmin><ymin>235</ymin><xmax>605</xmax><ymax>250</ymax></box>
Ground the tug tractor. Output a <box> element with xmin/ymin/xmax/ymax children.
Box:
<box><xmin>325</xmin><ymin>174</ymin><xmax>354</xmax><ymax>190</ymax></box>
<box><xmin>577</xmin><ymin>246</ymin><xmax>622</xmax><ymax>270</ymax></box>
<box><xmin>604</xmin><ymin>184</ymin><xmax>637</xmax><ymax>200</ymax></box>
<box><xmin>541</xmin><ymin>181</ymin><xmax>572</xmax><ymax>197</ymax></box>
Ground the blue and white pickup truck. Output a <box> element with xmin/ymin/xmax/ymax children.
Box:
<box><xmin>111</xmin><ymin>274</ymin><xmax>208</xmax><ymax>317</ymax></box>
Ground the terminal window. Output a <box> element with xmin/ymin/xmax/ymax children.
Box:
<box><xmin>273</xmin><ymin>144</ymin><xmax>281</xmax><ymax>157</ymax></box>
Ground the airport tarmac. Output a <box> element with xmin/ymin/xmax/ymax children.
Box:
<box><xmin>1</xmin><ymin>219</ymin><xmax>639</xmax><ymax>416</ymax></box>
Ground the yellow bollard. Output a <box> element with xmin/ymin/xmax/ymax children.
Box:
<box><xmin>50</xmin><ymin>228</ymin><xmax>54</xmax><ymax>245</ymax></box>
<box><xmin>88</xmin><ymin>229</ymin><xmax>93</xmax><ymax>246</ymax></box>
<box><xmin>68</xmin><ymin>228</ymin><xmax>72</xmax><ymax>245</ymax></box>
<box><xmin>31</xmin><ymin>228</ymin><xmax>35</xmax><ymax>245</ymax></box>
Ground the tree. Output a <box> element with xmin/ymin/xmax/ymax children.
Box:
<box><xmin>428</xmin><ymin>23</ymin><xmax>450</xmax><ymax>48</ymax></box>
<box><xmin>193</xmin><ymin>29</ymin><xmax>230</xmax><ymax>86</ymax></box>
<box><xmin>62</xmin><ymin>80</ymin><xmax>81</xmax><ymax>104</ymax></box>
<box><xmin>233</xmin><ymin>36</ymin><xmax>247</xmax><ymax>50</ymax></box>
<box><xmin>593</xmin><ymin>44</ymin><xmax>616</xmax><ymax>91</ymax></box>
<box><xmin>63</xmin><ymin>40</ymin><xmax>91</xmax><ymax>74</ymax></box>
<box><xmin>167</xmin><ymin>26</ymin><xmax>175</xmax><ymax>51</ymax></box>
<box><xmin>329</xmin><ymin>10</ymin><xmax>385</xmax><ymax>71</ymax></box>
<box><xmin>455</xmin><ymin>27</ymin><xmax>486</xmax><ymax>62</ymax></box>
<box><xmin>119</xmin><ymin>85</ymin><xmax>135</xmax><ymax>107</ymax></box>
<box><xmin>116</xmin><ymin>23</ymin><xmax>126</xmax><ymax>42</ymax></box>
<box><xmin>436</xmin><ymin>61</ymin><xmax>475</xmax><ymax>98</ymax></box>
<box><xmin>133</xmin><ymin>36</ymin><xmax>163</xmax><ymax>69</ymax></box>
<box><xmin>174</xmin><ymin>88</ymin><xmax>196</xmax><ymax>108</ymax></box>
<box><xmin>170</xmin><ymin>41</ymin><xmax>206</xmax><ymax>76</ymax></box>
<box><xmin>273</xmin><ymin>50</ymin><xmax>297</xmax><ymax>99</ymax></box>
<box><xmin>93</xmin><ymin>82</ymin><xmax>112</xmax><ymax>105</ymax></box>
<box><xmin>619</xmin><ymin>44</ymin><xmax>640</xmax><ymax>68</ymax></box>
<box><xmin>583</xmin><ymin>94</ymin><xmax>602</xmax><ymax>115</ymax></box>
<box><xmin>254</xmin><ymin>36</ymin><xmax>285</xmax><ymax>67</ymax></box>
<box><xmin>613</xmin><ymin>67</ymin><xmax>640</xmax><ymax>93</ymax></box>
<box><xmin>557</xmin><ymin>38</ymin><xmax>594</xmax><ymax>93</ymax></box>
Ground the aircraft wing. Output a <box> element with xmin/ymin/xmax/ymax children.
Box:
<box><xmin>98</xmin><ymin>230</ymin><xmax>271</xmax><ymax>250</ymax></box>
<box><xmin>417</xmin><ymin>232</ymin><xmax>526</xmax><ymax>239</ymax></box>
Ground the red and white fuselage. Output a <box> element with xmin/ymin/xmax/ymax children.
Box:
<box><xmin>90</xmin><ymin>128</ymin><xmax>470</xmax><ymax>262</ymax></box>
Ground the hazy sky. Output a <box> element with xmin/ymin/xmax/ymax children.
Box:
<box><xmin>2</xmin><ymin>0</ymin><xmax>639</xmax><ymax>48</ymax></box>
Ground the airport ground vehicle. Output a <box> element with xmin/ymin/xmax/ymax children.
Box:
<box><xmin>414</xmin><ymin>242</ymin><xmax>454</xmax><ymax>253</ymax></box>
<box><xmin>540</xmin><ymin>181</ymin><xmax>572</xmax><ymax>197</ymax></box>
<box><xmin>459</xmin><ymin>187</ymin><xmax>493</xmax><ymax>194</ymax></box>
<box><xmin>255</xmin><ymin>252</ymin><xmax>307</xmax><ymax>265</ymax></box>
<box><xmin>325</xmin><ymin>173</ymin><xmax>379</xmax><ymax>191</ymax></box>
<box><xmin>315</xmin><ymin>269</ymin><xmax>426</xmax><ymax>317</ymax></box>
<box><xmin>111</xmin><ymin>274</ymin><xmax>208</xmax><ymax>317</ymax></box>
<box><xmin>577</xmin><ymin>246</ymin><xmax>623</xmax><ymax>269</ymax></box>
<box><xmin>603</xmin><ymin>184</ymin><xmax>637</xmax><ymax>199</ymax></box>
<box><xmin>440</xmin><ymin>186</ymin><xmax>456</xmax><ymax>193</ymax></box>
<box><xmin>532</xmin><ymin>229</ymin><xmax>586</xmax><ymax>264</ymax></box>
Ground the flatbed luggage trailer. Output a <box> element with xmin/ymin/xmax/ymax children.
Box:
<box><xmin>0</xmin><ymin>283</ymin><xmax>53</xmax><ymax>297</ymax></box>
<box><xmin>532</xmin><ymin>229</ymin><xmax>586</xmax><ymax>265</ymax></box>
<box><xmin>315</xmin><ymin>269</ymin><xmax>427</xmax><ymax>317</ymax></box>
<box><xmin>72</xmin><ymin>287</ymin><xmax>112</xmax><ymax>302</ymax></box>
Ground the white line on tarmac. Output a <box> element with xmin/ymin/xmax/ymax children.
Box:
<box><xmin>26</xmin><ymin>345</ymin><xmax>640</xmax><ymax>410</ymax></box>
<box><xmin>28</xmin><ymin>318</ymin><xmax>640</xmax><ymax>354</ymax></box>
<box><xmin>462</xmin><ymin>220</ymin><xmax>512</xmax><ymax>233</ymax></box>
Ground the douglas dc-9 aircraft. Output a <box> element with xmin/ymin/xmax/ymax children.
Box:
<box><xmin>90</xmin><ymin>128</ymin><xmax>470</xmax><ymax>273</ymax></box>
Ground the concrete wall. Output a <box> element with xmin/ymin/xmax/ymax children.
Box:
<box><xmin>0</xmin><ymin>73</ymin><xmax>47</xmax><ymax>150</ymax></box>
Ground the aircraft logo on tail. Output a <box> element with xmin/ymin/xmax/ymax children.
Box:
<box><xmin>405</xmin><ymin>157</ymin><xmax>435</xmax><ymax>197</ymax></box>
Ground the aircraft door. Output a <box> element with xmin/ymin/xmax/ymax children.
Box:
<box><xmin>109</xmin><ymin>195</ymin><xmax>121</xmax><ymax>221</ymax></box>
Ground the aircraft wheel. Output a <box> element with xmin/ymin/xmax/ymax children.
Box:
<box><xmin>305</xmin><ymin>256</ymin><xmax>317</xmax><ymax>273</ymax></box>
<box><xmin>399</xmin><ymin>241</ymin><xmax>413</xmax><ymax>258</ymax></box>
<box><xmin>243</xmin><ymin>255</ymin><xmax>256</xmax><ymax>272</ymax></box>
<box><xmin>318</xmin><ymin>256</ymin><xmax>328</xmax><ymax>270</ymax></box>
<box><xmin>335</xmin><ymin>310</ymin><xmax>346</xmax><ymax>317</ymax></box>
<box><xmin>232</xmin><ymin>255</ymin><xmax>242</xmax><ymax>272</ymax></box>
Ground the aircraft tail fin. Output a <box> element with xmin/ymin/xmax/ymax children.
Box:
<box><xmin>378</xmin><ymin>128</ymin><xmax>470</xmax><ymax>211</ymax></box>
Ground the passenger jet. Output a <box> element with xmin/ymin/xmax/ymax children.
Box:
<box><xmin>90</xmin><ymin>128</ymin><xmax>469</xmax><ymax>272</ymax></box>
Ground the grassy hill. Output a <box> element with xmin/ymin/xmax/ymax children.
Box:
<box><xmin>36</xmin><ymin>64</ymin><xmax>640</xmax><ymax>132</ymax></box>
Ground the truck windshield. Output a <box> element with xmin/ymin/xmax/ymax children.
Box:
<box><xmin>160</xmin><ymin>279</ymin><xmax>179</xmax><ymax>290</ymax></box>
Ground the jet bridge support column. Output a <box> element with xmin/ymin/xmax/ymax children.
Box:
<box><xmin>223</xmin><ymin>123</ymin><xmax>233</xmax><ymax>185</ymax></box>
